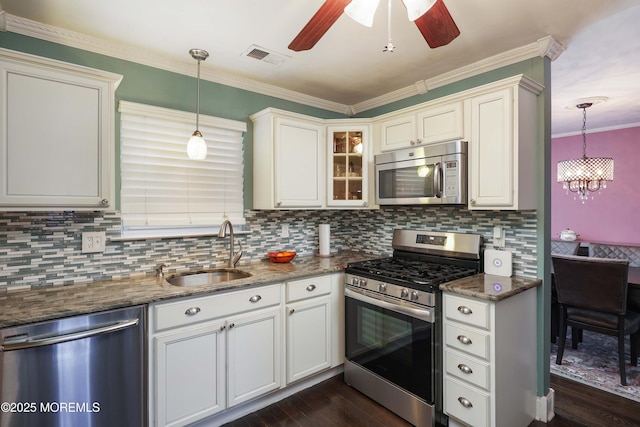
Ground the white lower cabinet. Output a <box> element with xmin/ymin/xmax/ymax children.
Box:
<box><xmin>154</xmin><ymin>320</ymin><xmax>226</xmax><ymax>427</ymax></box>
<box><xmin>285</xmin><ymin>275</ymin><xmax>332</xmax><ymax>384</ymax></box>
<box><xmin>443</xmin><ymin>288</ymin><xmax>537</xmax><ymax>427</ymax></box>
<box><xmin>149</xmin><ymin>284</ymin><xmax>282</xmax><ymax>427</ymax></box>
<box><xmin>149</xmin><ymin>273</ymin><xmax>345</xmax><ymax>427</ymax></box>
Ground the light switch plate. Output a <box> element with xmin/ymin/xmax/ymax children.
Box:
<box><xmin>82</xmin><ymin>232</ymin><xmax>106</xmax><ymax>253</ymax></box>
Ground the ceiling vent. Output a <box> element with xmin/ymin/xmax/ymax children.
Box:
<box><xmin>244</xmin><ymin>45</ymin><xmax>290</xmax><ymax>66</ymax></box>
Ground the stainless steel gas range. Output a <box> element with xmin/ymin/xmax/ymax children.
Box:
<box><xmin>344</xmin><ymin>229</ymin><xmax>483</xmax><ymax>427</ymax></box>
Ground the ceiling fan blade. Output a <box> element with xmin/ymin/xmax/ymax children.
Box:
<box><xmin>414</xmin><ymin>0</ymin><xmax>460</xmax><ymax>48</ymax></box>
<box><xmin>288</xmin><ymin>0</ymin><xmax>352</xmax><ymax>51</ymax></box>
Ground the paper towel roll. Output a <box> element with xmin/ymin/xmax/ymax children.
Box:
<box><xmin>319</xmin><ymin>224</ymin><xmax>331</xmax><ymax>256</ymax></box>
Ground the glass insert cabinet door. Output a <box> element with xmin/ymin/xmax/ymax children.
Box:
<box><xmin>327</xmin><ymin>126</ymin><xmax>369</xmax><ymax>207</ymax></box>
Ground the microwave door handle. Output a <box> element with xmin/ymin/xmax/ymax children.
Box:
<box><xmin>434</xmin><ymin>162</ymin><xmax>443</xmax><ymax>198</ymax></box>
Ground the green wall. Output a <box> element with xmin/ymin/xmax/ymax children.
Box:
<box><xmin>0</xmin><ymin>31</ymin><xmax>551</xmax><ymax>399</ymax></box>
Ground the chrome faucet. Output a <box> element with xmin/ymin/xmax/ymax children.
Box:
<box><xmin>218</xmin><ymin>219</ymin><xmax>242</xmax><ymax>268</ymax></box>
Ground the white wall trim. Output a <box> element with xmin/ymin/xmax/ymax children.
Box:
<box><xmin>2</xmin><ymin>12</ymin><xmax>562</xmax><ymax>116</ymax></box>
<box><xmin>553</xmin><ymin>121</ymin><xmax>640</xmax><ymax>138</ymax></box>
<box><xmin>536</xmin><ymin>388</ymin><xmax>555</xmax><ymax>422</ymax></box>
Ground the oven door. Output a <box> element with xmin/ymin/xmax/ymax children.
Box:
<box><xmin>345</xmin><ymin>287</ymin><xmax>435</xmax><ymax>404</ymax></box>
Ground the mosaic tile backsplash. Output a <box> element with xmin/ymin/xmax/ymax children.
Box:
<box><xmin>0</xmin><ymin>207</ymin><xmax>538</xmax><ymax>290</ymax></box>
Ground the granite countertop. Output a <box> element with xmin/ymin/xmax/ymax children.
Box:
<box><xmin>440</xmin><ymin>273</ymin><xmax>541</xmax><ymax>302</ymax></box>
<box><xmin>0</xmin><ymin>251</ymin><xmax>379</xmax><ymax>328</ymax></box>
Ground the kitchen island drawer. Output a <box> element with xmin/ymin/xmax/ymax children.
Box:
<box><xmin>286</xmin><ymin>275</ymin><xmax>331</xmax><ymax>303</ymax></box>
<box><xmin>152</xmin><ymin>284</ymin><xmax>281</xmax><ymax>332</ymax></box>
<box><xmin>445</xmin><ymin>377</ymin><xmax>489</xmax><ymax>427</ymax></box>
<box><xmin>444</xmin><ymin>293</ymin><xmax>490</xmax><ymax>329</ymax></box>
<box><xmin>445</xmin><ymin>349</ymin><xmax>490</xmax><ymax>390</ymax></box>
<box><xmin>444</xmin><ymin>321</ymin><xmax>490</xmax><ymax>360</ymax></box>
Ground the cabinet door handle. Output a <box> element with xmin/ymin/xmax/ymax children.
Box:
<box><xmin>249</xmin><ymin>295</ymin><xmax>262</xmax><ymax>303</ymax></box>
<box><xmin>101</xmin><ymin>198</ymin><xmax>109</xmax><ymax>206</ymax></box>
<box><xmin>306</xmin><ymin>284</ymin><xmax>316</xmax><ymax>292</ymax></box>
<box><xmin>457</xmin><ymin>397</ymin><xmax>473</xmax><ymax>408</ymax></box>
<box><xmin>290</xmin><ymin>308</ymin><xmax>295</xmax><ymax>315</ymax></box>
<box><xmin>457</xmin><ymin>306</ymin><xmax>472</xmax><ymax>315</ymax></box>
<box><xmin>220</xmin><ymin>325</ymin><xmax>226</xmax><ymax>331</ymax></box>
<box><xmin>185</xmin><ymin>307</ymin><xmax>201</xmax><ymax>316</ymax></box>
<box><xmin>229</xmin><ymin>323</ymin><xmax>235</xmax><ymax>329</ymax></box>
<box><xmin>470</xmin><ymin>198</ymin><xmax>476</xmax><ymax>205</ymax></box>
<box><xmin>457</xmin><ymin>364</ymin><xmax>473</xmax><ymax>374</ymax></box>
<box><xmin>457</xmin><ymin>335</ymin><xmax>472</xmax><ymax>345</ymax></box>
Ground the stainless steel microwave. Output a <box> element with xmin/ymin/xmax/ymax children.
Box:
<box><xmin>375</xmin><ymin>140</ymin><xmax>467</xmax><ymax>205</ymax></box>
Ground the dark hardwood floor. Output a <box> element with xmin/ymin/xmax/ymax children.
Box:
<box><xmin>223</xmin><ymin>374</ymin><xmax>640</xmax><ymax>427</ymax></box>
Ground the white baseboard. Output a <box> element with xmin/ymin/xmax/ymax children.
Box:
<box><xmin>536</xmin><ymin>388</ymin><xmax>555</xmax><ymax>422</ymax></box>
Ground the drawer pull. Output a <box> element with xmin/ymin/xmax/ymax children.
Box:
<box><xmin>457</xmin><ymin>335</ymin><xmax>472</xmax><ymax>345</ymax></box>
<box><xmin>185</xmin><ymin>307</ymin><xmax>201</xmax><ymax>316</ymax></box>
<box><xmin>249</xmin><ymin>295</ymin><xmax>262</xmax><ymax>303</ymax></box>
<box><xmin>457</xmin><ymin>364</ymin><xmax>473</xmax><ymax>374</ymax></box>
<box><xmin>457</xmin><ymin>397</ymin><xmax>473</xmax><ymax>408</ymax></box>
<box><xmin>457</xmin><ymin>305</ymin><xmax>472</xmax><ymax>315</ymax></box>
<box><xmin>306</xmin><ymin>284</ymin><xmax>316</xmax><ymax>292</ymax></box>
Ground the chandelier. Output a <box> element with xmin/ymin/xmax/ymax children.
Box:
<box><xmin>556</xmin><ymin>101</ymin><xmax>614</xmax><ymax>203</ymax></box>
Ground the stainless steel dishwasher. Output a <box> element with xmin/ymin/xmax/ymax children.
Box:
<box><xmin>0</xmin><ymin>305</ymin><xmax>146</xmax><ymax>427</ymax></box>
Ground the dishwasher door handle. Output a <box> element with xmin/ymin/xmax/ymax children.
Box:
<box><xmin>0</xmin><ymin>318</ymin><xmax>140</xmax><ymax>352</ymax></box>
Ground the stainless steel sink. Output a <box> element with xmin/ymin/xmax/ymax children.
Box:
<box><xmin>166</xmin><ymin>268</ymin><xmax>252</xmax><ymax>287</ymax></box>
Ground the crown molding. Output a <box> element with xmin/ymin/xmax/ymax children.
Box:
<box><xmin>552</xmin><ymin>121</ymin><xmax>640</xmax><ymax>139</ymax></box>
<box><xmin>2</xmin><ymin>13</ymin><xmax>351</xmax><ymax>115</ymax></box>
<box><xmin>350</xmin><ymin>36</ymin><xmax>560</xmax><ymax>114</ymax></box>
<box><xmin>2</xmin><ymin>13</ymin><xmax>556</xmax><ymax>118</ymax></box>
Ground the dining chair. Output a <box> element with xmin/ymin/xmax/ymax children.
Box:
<box><xmin>550</xmin><ymin>242</ymin><xmax>581</xmax><ymax>343</ymax></box>
<box><xmin>552</xmin><ymin>254</ymin><xmax>640</xmax><ymax>386</ymax></box>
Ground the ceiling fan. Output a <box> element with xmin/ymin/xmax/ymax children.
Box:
<box><xmin>288</xmin><ymin>0</ymin><xmax>460</xmax><ymax>52</ymax></box>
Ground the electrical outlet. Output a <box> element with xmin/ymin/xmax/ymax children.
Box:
<box><xmin>281</xmin><ymin>224</ymin><xmax>290</xmax><ymax>238</ymax></box>
<box><xmin>82</xmin><ymin>232</ymin><xmax>106</xmax><ymax>253</ymax></box>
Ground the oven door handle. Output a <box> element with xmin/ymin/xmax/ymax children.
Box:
<box><xmin>345</xmin><ymin>287</ymin><xmax>434</xmax><ymax>323</ymax></box>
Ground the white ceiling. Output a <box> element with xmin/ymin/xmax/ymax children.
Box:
<box><xmin>1</xmin><ymin>0</ymin><xmax>639</xmax><ymax>136</ymax></box>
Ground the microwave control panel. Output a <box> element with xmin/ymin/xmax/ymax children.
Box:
<box><xmin>444</xmin><ymin>160</ymin><xmax>459</xmax><ymax>197</ymax></box>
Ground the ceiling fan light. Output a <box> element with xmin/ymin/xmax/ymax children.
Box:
<box><xmin>345</xmin><ymin>0</ymin><xmax>380</xmax><ymax>27</ymax></box>
<box><xmin>402</xmin><ymin>0</ymin><xmax>435</xmax><ymax>21</ymax></box>
<box><xmin>187</xmin><ymin>131</ymin><xmax>207</xmax><ymax>160</ymax></box>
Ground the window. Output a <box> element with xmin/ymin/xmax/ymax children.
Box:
<box><xmin>119</xmin><ymin>101</ymin><xmax>246</xmax><ymax>238</ymax></box>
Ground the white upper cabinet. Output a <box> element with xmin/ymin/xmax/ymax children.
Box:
<box><xmin>326</xmin><ymin>121</ymin><xmax>372</xmax><ymax>208</ymax></box>
<box><xmin>468</xmin><ymin>75</ymin><xmax>543</xmax><ymax>210</ymax></box>
<box><xmin>0</xmin><ymin>49</ymin><xmax>122</xmax><ymax>210</ymax></box>
<box><xmin>252</xmin><ymin>108</ymin><xmax>325</xmax><ymax>209</ymax></box>
<box><xmin>375</xmin><ymin>100</ymin><xmax>465</xmax><ymax>152</ymax></box>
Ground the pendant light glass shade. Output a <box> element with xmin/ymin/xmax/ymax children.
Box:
<box><xmin>556</xmin><ymin>101</ymin><xmax>614</xmax><ymax>203</ymax></box>
<box><xmin>187</xmin><ymin>130</ymin><xmax>207</xmax><ymax>160</ymax></box>
<box><xmin>403</xmin><ymin>0</ymin><xmax>435</xmax><ymax>21</ymax></box>
<box><xmin>187</xmin><ymin>48</ymin><xmax>209</xmax><ymax>159</ymax></box>
<box><xmin>345</xmin><ymin>0</ymin><xmax>380</xmax><ymax>27</ymax></box>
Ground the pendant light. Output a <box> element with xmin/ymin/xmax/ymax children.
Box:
<box><xmin>556</xmin><ymin>99</ymin><xmax>614</xmax><ymax>203</ymax></box>
<box><xmin>187</xmin><ymin>48</ymin><xmax>209</xmax><ymax>160</ymax></box>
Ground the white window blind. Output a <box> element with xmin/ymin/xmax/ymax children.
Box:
<box><xmin>119</xmin><ymin>101</ymin><xmax>246</xmax><ymax>237</ymax></box>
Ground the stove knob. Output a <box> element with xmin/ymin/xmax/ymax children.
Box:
<box><xmin>359</xmin><ymin>278</ymin><xmax>367</xmax><ymax>287</ymax></box>
<box><xmin>400</xmin><ymin>289</ymin><xmax>409</xmax><ymax>298</ymax></box>
<box><xmin>378</xmin><ymin>283</ymin><xmax>387</xmax><ymax>293</ymax></box>
<box><xmin>410</xmin><ymin>291</ymin><xmax>419</xmax><ymax>301</ymax></box>
<box><xmin>351</xmin><ymin>277</ymin><xmax>359</xmax><ymax>286</ymax></box>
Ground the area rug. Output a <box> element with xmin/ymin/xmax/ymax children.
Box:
<box><xmin>550</xmin><ymin>330</ymin><xmax>640</xmax><ymax>402</ymax></box>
